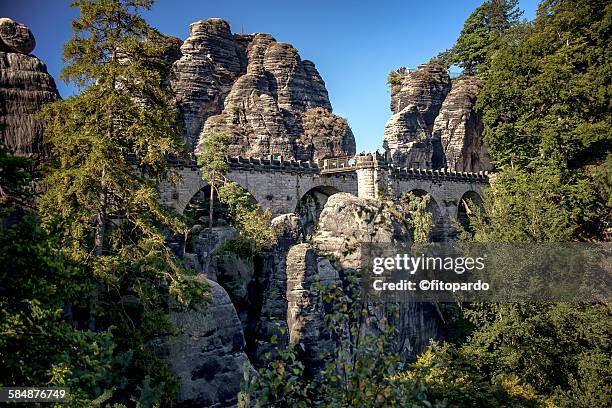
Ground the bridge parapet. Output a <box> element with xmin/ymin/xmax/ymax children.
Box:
<box><xmin>226</xmin><ymin>155</ymin><xmax>320</xmax><ymax>173</ymax></box>
<box><xmin>387</xmin><ymin>166</ymin><xmax>490</xmax><ymax>184</ymax></box>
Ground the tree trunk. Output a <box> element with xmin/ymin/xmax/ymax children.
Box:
<box><xmin>94</xmin><ymin>187</ymin><xmax>108</xmax><ymax>256</ymax></box>
<box><xmin>203</xmin><ymin>175</ymin><xmax>215</xmax><ymax>275</ymax></box>
<box><xmin>208</xmin><ymin>175</ymin><xmax>215</xmax><ymax>234</ymax></box>
<box><xmin>89</xmin><ymin>170</ymin><xmax>108</xmax><ymax>331</ymax></box>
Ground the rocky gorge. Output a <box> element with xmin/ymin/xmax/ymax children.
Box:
<box><xmin>1</xmin><ymin>17</ymin><xmax>492</xmax><ymax>407</ymax></box>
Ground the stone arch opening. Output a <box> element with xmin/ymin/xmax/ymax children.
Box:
<box><xmin>183</xmin><ymin>184</ymin><xmax>259</xmax><ymax>249</ymax></box>
<box><xmin>403</xmin><ymin>189</ymin><xmax>442</xmax><ymax>221</ymax></box>
<box><xmin>296</xmin><ymin>185</ymin><xmax>341</xmax><ymax>236</ymax></box>
<box><xmin>457</xmin><ymin>190</ymin><xmax>485</xmax><ymax>234</ymax></box>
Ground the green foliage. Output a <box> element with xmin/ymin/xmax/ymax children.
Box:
<box><xmin>197</xmin><ymin>132</ymin><xmax>229</xmax><ymax>184</ymax></box>
<box><xmin>428</xmin><ymin>49</ymin><xmax>454</xmax><ymax>69</ymax></box>
<box><xmin>0</xmin><ymin>139</ymin><xmax>33</xmax><ymax>212</ymax></box>
<box><xmin>396</xmin><ymin>342</ymin><xmax>543</xmax><ymax>407</ymax></box>
<box><xmin>33</xmin><ymin>0</ymin><xmax>205</xmax><ymax>404</ymax></box>
<box><xmin>400</xmin><ymin>193</ymin><xmax>434</xmax><ymax>243</ymax></box>
<box><xmin>456</xmin><ymin>302</ymin><xmax>611</xmax><ymax>406</ymax></box>
<box><xmin>473</xmin><ymin>0</ymin><xmax>612</xmax><ymax>239</ymax></box>
<box><xmin>242</xmin><ymin>270</ymin><xmax>426</xmax><ymax>407</ymax></box>
<box><xmin>478</xmin><ymin>0</ymin><xmax>611</xmax><ymax>169</ymax></box>
<box><xmin>0</xmin><ymin>144</ymin><xmax>122</xmax><ymax>405</ymax></box>
<box><xmin>197</xmin><ymin>136</ymin><xmax>278</xmax><ymax>254</ymax></box>
<box><xmin>446</xmin><ymin>0</ymin><xmax>523</xmax><ymax>76</ymax></box>
<box><xmin>464</xmin><ymin>167</ymin><xmax>595</xmax><ymax>242</ymax></box>
<box><xmin>0</xmin><ymin>216</ymin><xmax>125</xmax><ymax>405</ymax></box>
<box><xmin>386</xmin><ymin>71</ymin><xmax>402</xmax><ymax>88</ymax></box>
<box><xmin>217</xmin><ymin>181</ymin><xmax>278</xmax><ymax>253</ymax></box>
<box><xmin>240</xmin><ymin>329</ymin><xmax>314</xmax><ymax>407</ymax></box>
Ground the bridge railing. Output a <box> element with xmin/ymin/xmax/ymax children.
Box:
<box><xmin>388</xmin><ymin>166</ymin><xmax>490</xmax><ymax>183</ymax></box>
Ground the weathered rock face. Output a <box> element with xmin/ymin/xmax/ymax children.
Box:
<box><xmin>165</xmin><ymin>279</ymin><xmax>253</xmax><ymax>408</ymax></box>
<box><xmin>384</xmin><ymin>64</ymin><xmax>451</xmax><ymax>169</ymax></box>
<box><xmin>0</xmin><ymin>18</ymin><xmax>59</xmax><ymax>157</ymax></box>
<box><xmin>311</xmin><ymin>193</ymin><xmax>441</xmax><ymax>356</ymax></box>
<box><xmin>286</xmin><ymin>243</ymin><xmax>338</xmax><ymax>374</ymax></box>
<box><xmin>383</xmin><ymin>104</ymin><xmax>435</xmax><ymax>169</ymax></box>
<box><xmin>171</xmin><ymin>18</ymin><xmax>355</xmax><ymax>159</ymax></box>
<box><xmin>298</xmin><ymin>107</ymin><xmax>356</xmax><ymax>160</ymax></box>
<box><xmin>171</xmin><ymin>19</ymin><xmax>247</xmax><ymax>151</ymax></box>
<box><xmin>383</xmin><ymin>63</ymin><xmax>491</xmax><ymax>172</ymax></box>
<box><xmin>432</xmin><ymin>77</ymin><xmax>491</xmax><ymax>172</ymax></box>
<box><xmin>389</xmin><ymin>64</ymin><xmax>451</xmax><ymax>125</ymax></box>
<box><xmin>313</xmin><ymin>192</ymin><xmax>411</xmax><ymax>269</ymax></box>
<box><xmin>0</xmin><ymin>18</ymin><xmax>35</xmax><ymax>54</ymax></box>
<box><xmin>245</xmin><ymin>213</ymin><xmax>303</xmax><ymax>364</ymax></box>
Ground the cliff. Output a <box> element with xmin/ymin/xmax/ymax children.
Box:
<box><xmin>171</xmin><ymin>19</ymin><xmax>355</xmax><ymax>160</ymax></box>
<box><xmin>432</xmin><ymin>76</ymin><xmax>491</xmax><ymax>172</ymax></box>
<box><xmin>383</xmin><ymin>64</ymin><xmax>491</xmax><ymax>172</ymax></box>
<box><xmin>0</xmin><ymin>18</ymin><xmax>59</xmax><ymax>157</ymax></box>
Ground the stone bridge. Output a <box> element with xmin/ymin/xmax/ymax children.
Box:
<box><xmin>159</xmin><ymin>153</ymin><xmax>490</xmax><ymax>236</ymax></box>
<box><xmin>159</xmin><ymin>156</ymin><xmax>359</xmax><ymax>216</ymax></box>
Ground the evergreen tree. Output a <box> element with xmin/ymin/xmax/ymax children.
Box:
<box><xmin>197</xmin><ymin>132</ymin><xmax>229</xmax><ymax>238</ymax></box>
<box><xmin>38</xmin><ymin>0</ymin><xmax>204</xmax><ymax>403</ymax></box>
<box><xmin>477</xmin><ymin>0</ymin><xmax>611</xmax><ymax>239</ymax></box>
<box><xmin>446</xmin><ymin>0</ymin><xmax>522</xmax><ymax>75</ymax></box>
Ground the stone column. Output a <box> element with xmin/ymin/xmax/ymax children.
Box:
<box><xmin>356</xmin><ymin>153</ymin><xmax>378</xmax><ymax>199</ymax></box>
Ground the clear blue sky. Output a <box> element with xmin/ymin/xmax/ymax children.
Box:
<box><xmin>1</xmin><ymin>0</ymin><xmax>539</xmax><ymax>152</ymax></box>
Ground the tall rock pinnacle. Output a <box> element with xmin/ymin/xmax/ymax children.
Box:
<box><xmin>0</xmin><ymin>18</ymin><xmax>59</xmax><ymax>158</ymax></box>
<box><xmin>171</xmin><ymin>18</ymin><xmax>356</xmax><ymax>160</ymax></box>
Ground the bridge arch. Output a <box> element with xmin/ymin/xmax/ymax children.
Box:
<box><xmin>402</xmin><ymin>188</ymin><xmax>442</xmax><ymax>222</ymax></box>
<box><xmin>456</xmin><ymin>190</ymin><xmax>485</xmax><ymax>233</ymax></box>
<box><xmin>296</xmin><ymin>185</ymin><xmax>342</xmax><ymax>236</ymax></box>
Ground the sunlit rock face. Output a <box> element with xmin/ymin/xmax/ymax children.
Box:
<box><xmin>310</xmin><ymin>193</ymin><xmax>442</xmax><ymax>356</ymax></box>
<box><xmin>384</xmin><ymin>63</ymin><xmax>451</xmax><ymax>169</ymax></box>
<box><xmin>383</xmin><ymin>63</ymin><xmax>491</xmax><ymax>172</ymax></box>
<box><xmin>432</xmin><ymin>76</ymin><xmax>491</xmax><ymax>172</ymax></box>
<box><xmin>170</xmin><ymin>18</ymin><xmax>355</xmax><ymax>159</ymax></box>
<box><xmin>0</xmin><ymin>18</ymin><xmax>59</xmax><ymax>157</ymax></box>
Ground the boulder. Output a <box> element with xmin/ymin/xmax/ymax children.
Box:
<box><xmin>313</xmin><ymin>192</ymin><xmax>411</xmax><ymax>269</ymax></box>
<box><xmin>0</xmin><ymin>18</ymin><xmax>35</xmax><ymax>54</ymax></box>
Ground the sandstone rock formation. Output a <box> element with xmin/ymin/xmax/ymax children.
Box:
<box><xmin>383</xmin><ymin>63</ymin><xmax>492</xmax><ymax>172</ymax></box>
<box><xmin>170</xmin><ymin>18</ymin><xmax>355</xmax><ymax>159</ymax></box>
<box><xmin>165</xmin><ymin>279</ymin><xmax>253</xmax><ymax>408</ymax></box>
<box><xmin>247</xmin><ymin>213</ymin><xmax>303</xmax><ymax>363</ymax></box>
<box><xmin>432</xmin><ymin>76</ymin><xmax>491</xmax><ymax>172</ymax></box>
<box><xmin>286</xmin><ymin>243</ymin><xmax>338</xmax><ymax>374</ymax></box>
<box><xmin>311</xmin><ymin>193</ymin><xmax>442</xmax><ymax>356</ymax></box>
<box><xmin>0</xmin><ymin>18</ymin><xmax>59</xmax><ymax>157</ymax></box>
<box><xmin>313</xmin><ymin>192</ymin><xmax>411</xmax><ymax>269</ymax></box>
<box><xmin>384</xmin><ymin>64</ymin><xmax>451</xmax><ymax>169</ymax></box>
<box><xmin>0</xmin><ymin>18</ymin><xmax>35</xmax><ymax>54</ymax></box>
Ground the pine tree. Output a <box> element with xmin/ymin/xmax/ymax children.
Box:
<box><xmin>197</xmin><ymin>132</ymin><xmax>230</xmax><ymax>237</ymax></box>
<box><xmin>448</xmin><ymin>0</ymin><xmax>522</xmax><ymax>76</ymax></box>
<box><xmin>38</xmin><ymin>0</ymin><xmax>204</xmax><ymax>403</ymax></box>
